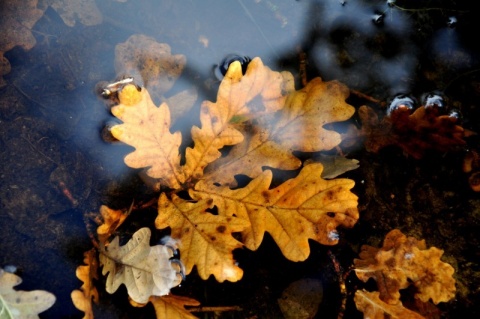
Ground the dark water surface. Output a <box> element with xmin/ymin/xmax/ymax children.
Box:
<box><xmin>1</xmin><ymin>0</ymin><xmax>480</xmax><ymax>318</ymax></box>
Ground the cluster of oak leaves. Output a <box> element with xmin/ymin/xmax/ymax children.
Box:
<box><xmin>1</xmin><ymin>40</ymin><xmax>468</xmax><ymax>318</ymax></box>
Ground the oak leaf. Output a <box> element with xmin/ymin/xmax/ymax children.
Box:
<box><xmin>0</xmin><ymin>268</ymin><xmax>56</xmax><ymax>318</ymax></box>
<box><xmin>203</xmin><ymin>76</ymin><xmax>355</xmax><ymax>187</ymax></box>
<box><xmin>71</xmin><ymin>249</ymin><xmax>99</xmax><ymax>319</ymax></box>
<box><xmin>358</xmin><ymin>104</ymin><xmax>465</xmax><ymax>159</ymax></box>
<box><xmin>183</xmin><ymin>57</ymin><xmax>294</xmax><ymax>182</ymax></box>
<box><xmin>354</xmin><ymin>229</ymin><xmax>456</xmax><ymax>305</ymax></box>
<box><xmin>192</xmin><ymin>163</ymin><xmax>359</xmax><ymax>262</ymax></box>
<box><xmin>150</xmin><ymin>295</ymin><xmax>200</xmax><ymax>319</ymax></box>
<box><xmin>96</xmin><ymin>205</ymin><xmax>129</xmax><ymax>243</ymax></box>
<box><xmin>110</xmin><ymin>86</ymin><xmax>185</xmax><ymax>189</ymax></box>
<box><xmin>99</xmin><ymin>227</ymin><xmax>184</xmax><ymax>303</ymax></box>
<box><xmin>155</xmin><ymin>193</ymin><xmax>249</xmax><ymax>282</ymax></box>
<box><xmin>354</xmin><ymin>290</ymin><xmax>425</xmax><ymax>319</ymax></box>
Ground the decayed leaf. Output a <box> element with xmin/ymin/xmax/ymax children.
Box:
<box><xmin>354</xmin><ymin>229</ymin><xmax>456</xmax><ymax>305</ymax></box>
<box><xmin>96</xmin><ymin>205</ymin><xmax>130</xmax><ymax>243</ymax></box>
<box><xmin>358</xmin><ymin>104</ymin><xmax>466</xmax><ymax>159</ymax></box>
<box><xmin>44</xmin><ymin>0</ymin><xmax>102</xmax><ymax>27</ymax></box>
<box><xmin>354</xmin><ymin>290</ymin><xmax>425</xmax><ymax>319</ymax></box>
<box><xmin>115</xmin><ymin>35</ymin><xmax>186</xmax><ymax>98</ymax></box>
<box><xmin>150</xmin><ymin>295</ymin><xmax>200</xmax><ymax>319</ymax></box>
<box><xmin>71</xmin><ymin>249</ymin><xmax>99</xmax><ymax>319</ymax></box>
<box><xmin>277</xmin><ymin>278</ymin><xmax>323</xmax><ymax>319</ymax></box>
<box><xmin>0</xmin><ymin>0</ymin><xmax>45</xmax><ymax>87</ymax></box>
<box><xmin>192</xmin><ymin>163</ymin><xmax>358</xmax><ymax>261</ymax></box>
<box><xmin>99</xmin><ymin>227</ymin><xmax>183</xmax><ymax>304</ymax></box>
<box><xmin>0</xmin><ymin>268</ymin><xmax>56</xmax><ymax>318</ymax></box>
<box><xmin>183</xmin><ymin>57</ymin><xmax>294</xmax><ymax>182</ymax></box>
<box><xmin>111</xmin><ymin>86</ymin><xmax>185</xmax><ymax>189</ymax></box>
<box><xmin>156</xmin><ymin>194</ymin><xmax>249</xmax><ymax>282</ymax></box>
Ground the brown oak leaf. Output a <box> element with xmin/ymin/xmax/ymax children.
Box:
<box><xmin>96</xmin><ymin>205</ymin><xmax>129</xmax><ymax>243</ymax></box>
<box><xmin>191</xmin><ymin>163</ymin><xmax>358</xmax><ymax>262</ymax></box>
<box><xmin>150</xmin><ymin>295</ymin><xmax>200</xmax><ymax>319</ymax></box>
<box><xmin>358</xmin><ymin>104</ymin><xmax>466</xmax><ymax>159</ymax></box>
<box><xmin>155</xmin><ymin>193</ymin><xmax>249</xmax><ymax>282</ymax></box>
<box><xmin>71</xmin><ymin>248</ymin><xmax>99</xmax><ymax>319</ymax></box>
<box><xmin>354</xmin><ymin>229</ymin><xmax>456</xmax><ymax>305</ymax></box>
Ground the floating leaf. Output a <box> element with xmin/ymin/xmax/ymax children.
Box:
<box><xmin>99</xmin><ymin>227</ymin><xmax>184</xmax><ymax>304</ymax></box>
<box><xmin>0</xmin><ymin>268</ymin><xmax>56</xmax><ymax>319</ymax></box>
<box><xmin>150</xmin><ymin>295</ymin><xmax>200</xmax><ymax>319</ymax></box>
<box><xmin>192</xmin><ymin>163</ymin><xmax>358</xmax><ymax>262</ymax></box>
<box><xmin>96</xmin><ymin>205</ymin><xmax>129</xmax><ymax>243</ymax></box>
<box><xmin>354</xmin><ymin>229</ymin><xmax>456</xmax><ymax>306</ymax></box>
<box><xmin>156</xmin><ymin>194</ymin><xmax>248</xmax><ymax>282</ymax></box>
<box><xmin>71</xmin><ymin>249</ymin><xmax>99</xmax><ymax>319</ymax></box>
<box><xmin>111</xmin><ymin>86</ymin><xmax>185</xmax><ymax>189</ymax></box>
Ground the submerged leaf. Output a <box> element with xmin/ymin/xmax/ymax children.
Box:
<box><xmin>99</xmin><ymin>228</ymin><xmax>184</xmax><ymax>304</ymax></box>
<box><xmin>0</xmin><ymin>268</ymin><xmax>56</xmax><ymax>319</ymax></box>
<box><xmin>192</xmin><ymin>163</ymin><xmax>358</xmax><ymax>261</ymax></box>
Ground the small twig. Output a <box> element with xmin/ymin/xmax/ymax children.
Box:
<box><xmin>188</xmin><ymin>305</ymin><xmax>243</xmax><ymax>313</ymax></box>
<box><xmin>350</xmin><ymin>89</ymin><xmax>386</xmax><ymax>108</ymax></box>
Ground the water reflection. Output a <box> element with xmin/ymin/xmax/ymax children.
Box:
<box><xmin>1</xmin><ymin>0</ymin><xmax>479</xmax><ymax>318</ymax></box>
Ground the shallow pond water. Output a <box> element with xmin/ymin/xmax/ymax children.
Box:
<box><xmin>1</xmin><ymin>0</ymin><xmax>480</xmax><ymax>318</ymax></box>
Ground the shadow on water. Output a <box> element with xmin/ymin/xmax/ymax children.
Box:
<box><xmin>1</xmin><ymin>0</ymin><xmax>480</xmax><ymax>318</ymax></box>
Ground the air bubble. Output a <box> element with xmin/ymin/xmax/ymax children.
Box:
<box><xmin>387</xmin><ymin>94</ymin><xmax>417</xmax><ymax>115</ymax></box>
<box><xmin>372</xmin><ymin>12</ymin><xmax>385</xmax><ymax>26</ymax></box>
<box><xmin>447</xmin><ymin>16</ymin><xmax>457</xmax><ymax>28</ymax></box>
<box><xmin>213</xmin><ymin>54</ymin><xmax>252</xmax><ymax>80</ymax></box>
<box><xmin>423</xmin><ymin>92</ymin><xmax>445</xmax><ymax>110</ymax></box>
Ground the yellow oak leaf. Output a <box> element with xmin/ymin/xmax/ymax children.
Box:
<box><xmin>191</xmin><ymin>163</ymin><xmax>358</xmax><ymax>262</ymax></box>
<box><xmin>354</xmin><ymin>229</ymin><xmax>456</xmax><ymax>305</ymax></box>
<box><xmin>183</xmin><ymin>57</ymin><xmax>294</xmax><ymax>181</ymax></box>
<box><xmin>99</xmin><ymin>227</ymin><xmax>184</xmax><ymax>304</ymax></box>
<box><xmin>150</xmin><ymin>295</ymin><xmax>200</xmax><ymax>319</ymax></box>
<box><xmin>71</xmin><ymin>248</ymin><xmax>99</xmax><ymax>319</ymax></box>
<box><xmin>0</xmin><ymin>268</ymin><xmax>56</xmax><ymax>318</ymax></box>
<box><xmin>354</xmin><ymin>290</ymin><xmax>425</xmax><ymax>319</ymax></box>
<box><xmin>155</xmin><ymin>193</ymin><xmax>249</xmax><ymax>282</ymax></box>
<box><xmin>110</xmin><ymin>85</ymin><xmax>185</xmax><ymax>189</ymax></box>
<box><xmin>271</xmin><ymin>77</ymin><xmax>355</xmax><ymax>152</ymax></box>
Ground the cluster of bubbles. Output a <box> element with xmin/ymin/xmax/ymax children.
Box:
<box><xmin>387</xmin><ymin>92</ymin><xmax>462</xmax><ymax>121</ymax></box>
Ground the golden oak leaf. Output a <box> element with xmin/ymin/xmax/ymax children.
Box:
<box><xmin>183</xmin><ymin>57</ymin><xmax>294</xmax><ymax>181</ymax></box>
<box><xmin>354</xmin><ymin>290</ymin><xmax>425</xmax><ymax>319</ymax></box>
<box><xmin>271</xmin><ymin>77</ymin><xmax>355</xmax><ymax>152</ymax></box>
<box><xmin>191</xmin><ymin>163</ymin><xmax>358</xmax><ymax>262</ymax></box>
<box><xmin>99</xmin><ymin>227</ymin><xmax>184</xmax><ymax>304</ymax></box>
<box><xmin>155</xmin><ymin>193</ymin><xmax>249</xmax><ymax>282</ymax></box>
<box><xmin>71</xmin><ymin>249</ymin><xmax>99</xmax><ymax>319</ymax></box>
<box><xmin>0</xmin><ymin>268</ymin><xmax>56</xmax><ymax>318</ymax></box>
<box><xmin>110</xmin><ymin>85</ymin><xmax>185</xmax><ymax>189</ymax></box>
<box><xmin>354</xmin><ymin>229</ymin><xmax>456</xmax><ymax>305</ymax></box>
<box><xmin>96</xmin><ymin>205</ymin><xmax>129</xmax><ymax>243</ymax></box>
<box><xmin>150</xmin><ymin>295</ymin><xmax>200</xmax><ymax>319</ymax></box>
